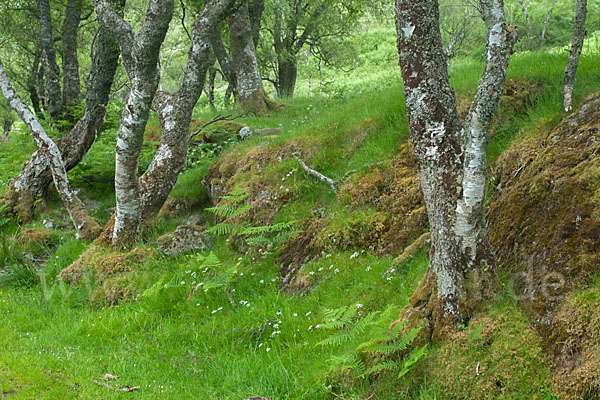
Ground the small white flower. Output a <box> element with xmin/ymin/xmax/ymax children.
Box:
<box><xmin>266</xmin><ymin>347</ymin><xmax>271</xmax><ymax>352</ymax></box>
<box><xmin>259</xmin><ymin>280</ymin><xmax>265</xmax><ymax>284</ymax></box>
<box><xmin>309</xmin><ymin>271</ymin><xmax>315</xmax><ymax>275</ymax></box>
<box><xmin>305</xmin><ymin>311</ymin><xmax>312</xmax><ymax>316</ymax></box>
<box><xmin>318</xmin><ymin>267</ymin><xmax>323</xmax><ymax>272</ymax></box>
<box><xmin>356</xmin><ymin>303</ymin><xmax>363</xmax><ymax>308</ymax></box>
<box><xmin>308</xmin><ymin>325</ymin><xmax>313</xmax><ymax>330</ymax></box>
<box><xmin>350</xmin><ymin>252</ymin><xmax>359</xmax><ymax>259</ymax></box>
<box><xmin>293</xmin><ymin>313</ymin><xmax>298</xmax><ymax>317</ymax></box>
<box><xmin>334</xmin><ymin>268</ymin><xmax>340</xmax><ymax>273</ymax></box>
<box><xmin>366</xmin><ymin>266</ymin><xmax>372</xmax><ymax>271</ymax></box>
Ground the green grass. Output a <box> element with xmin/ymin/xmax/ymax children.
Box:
<box><xmin>1</xmin><ymin>25</ymin><xmax>600</xmax><ymax>399</ymax></box>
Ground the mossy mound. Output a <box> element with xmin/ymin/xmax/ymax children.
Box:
<box><xmin>487</xmin><ymin>92</ymin><xmax>600</xmax><ymax>321</ymax></box>
<box><xmin>59</xmin><ymin>245</ymin><xmax>153</xmax><ymax>305</ymax></box>
<box><xmin>18</xmin><ymin>228</ymin><xmax>52</xmax><ymax>246</ymax></box>
<box><xmin>426</xmin><ymin>306</ymin><xmax>554</xmax><ymax>399</ymax></box>
<box><xmin>337</xmin><ymin>142</ymin><xmax>426</xmax><ymax>255</ymax></box>
<box><xmin>549</xmin><ymin>285</ymin><xmax>600</xmax><ymax>399</ymax></box>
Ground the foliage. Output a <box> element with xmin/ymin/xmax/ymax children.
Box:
<box><xmin>206</xmin><ymin>187</ymin><xmax>299</xmax><ymax>253</ymax></box>
<box><xmin>317</xmin><ymin>305</ymin><xmax>427</xmax><ymax>381</ymax></box>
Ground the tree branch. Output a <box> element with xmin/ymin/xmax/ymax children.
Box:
<box><xmin>92</xmin><ymin>0</ymin><xmax>134</xmax><ymax>76</ymax></box>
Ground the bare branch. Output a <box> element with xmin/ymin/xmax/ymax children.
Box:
<box><xmin>296</xmin><ymin>157</ymin><xmax>338</xmax><ymax>194</ymax></box>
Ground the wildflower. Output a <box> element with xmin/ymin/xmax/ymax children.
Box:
<box><xmin>366</xmin><ymin>266</ymin><xmax>372</xmax><ymax>271</ymax></box>
<box><xmin>305</xmin><ymin>311</ymin><xmax>312</xmax><ymax>316</ymax></box>
<box><xmin>259</xmin><ymin>280</ymin><xmax>265</xmax><ymax>284</ymax></box>
<box><xmin>266</xmin><ymin>347</ymin><xmax>271</xmax><ymax>352</ymax></box>
<box><xmin>350</xmin><ymin>251</ymin><xmax>359</xmax><ymax>259</ymax></box>
<box><xmin>356</xmin><ymin>303</ymin><xmax>363</xmax><ymax>308</ymax></box>
<box><xmin>334</xmin><ymin>268</ymin><xmax>340</xmax><ymax>273</ymax></box>
<box><xmin>293</xmin><ymin>313</ymin><xmax>298</xmax><ymax>317</ymax></box>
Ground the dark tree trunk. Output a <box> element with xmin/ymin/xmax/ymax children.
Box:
<box><xmin>1</xmin><ymin>16</ymin><xmax>121</xmax><ymax>224</ymax></box>
<box><xmin>563</xmin><ymin>0</ymin><xmax>587</xmax><ymax>112</ymax></box>
<box><xmin>395</xmin><ymin>0</ymin><xmax>517</xmax><ymax>339</ymax></box>
<box><xmin>248</xmin><ymin>0</ymin><xmax>264</xmax><ymax>48</ymax></box>
<box><xmin>277</xmin><ymin>58</ymin><xmax>297</xmax><ymax>98</ymax></box>
<box><xmin>38</xmin><ymin>0</ymin><xmax>63</xmax><ymax>121</ymax></box>
<box><xmin>228</xmin><ymin>0</ymin><xmax>279</xmax><ymax>115</ymax></box>
<box><xmin>205</xmin><ymin>55</ymin><xmax>217</xmax><ymax>109</ymax></box>
<box><xmin>61</xmin><ymin>0</ymin><xmax>82</xmax><ymax>112</ymax></box>
<box><xmin>209</xmin><ymin>22</ymin><xmax>237</xmax><ymax>95</ymax></box>
<box><xmin>2</xmin><ymin>119</ymin><xmax>13</xmax><ymax>138</ymax></box>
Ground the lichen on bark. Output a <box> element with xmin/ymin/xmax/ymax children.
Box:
<box><xmin>395</xmin><ymin>0</ymin><xmax>517</xmax><ymax>339</ymax></box>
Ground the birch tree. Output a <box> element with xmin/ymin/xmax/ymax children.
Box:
<box><xmin>1</xmin><ymin>16</ymin><xmax>121</xmax><ymax>223</ymax></box>
<box><xmin>0</xmin><ymin>59</ymin><xmax>102</xmax><ymax>240</ymax></box>
<box><xmin>93</xmin><ymin>0</ymin><xmax>174</xmax><ymax>248</ymax></box>
<box><xmin>563</xmin><ymin>0</ymin><xmax>587</xmax><ymax>112</ymax></box>
<box><xmin>395</xmin><ymin>0</ymin><xmax>517</xmax><ymax>339</ymax></box>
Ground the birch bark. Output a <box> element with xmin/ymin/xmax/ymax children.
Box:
<box><xmin>395</xmin><ymin>0</ymin><xmax>517</xmax><ymax>338</ymax></box>
<box><xmin>0</xmin><ymin>59</ymin><xmax>102</xmax><ymax>240</ymax></box>
<box><xmin>94</xmin><ymin>0</ymin><xmax>174</xmax><ymax>248</ymax></box>
<box><xmin>563</xmin><ymin>0</ymin><xmax>587</xmax><ymax>112</ymax></box>
<box><xmin>96</xmin><ymin>0</ymin><xmax>236</xmax><ymax>244</ymax></box>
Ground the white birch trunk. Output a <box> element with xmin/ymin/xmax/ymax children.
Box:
<box><xmin>563</xmin><ymin>0</ymin><xmax>587</xmax><ymax>112</ymax></box>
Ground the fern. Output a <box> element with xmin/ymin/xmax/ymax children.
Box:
<box><xmin>318</xmin><ymin>305</ymin><xmax>428</xmax><ymax>382</ymax></box>
<box><xmin>205</xmin><ymin>187</ymin><xmax>299</xmax><ymax>254</ymax></box>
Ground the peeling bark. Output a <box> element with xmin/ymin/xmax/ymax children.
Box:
<box><xmin>62</xmin><ymin>0</ymin><xmax>82</xmax><ymax>111</ymax></box>
<box><xmin>94</xmin><ymin>0</ymin><xmax>174</xmax><ymax>248</ymax></box>
<box><xmin>563</xmin><ymin>0</ymin><xmax>587</xmax><ymax>112</ymax></box>
<box><xmin>228</xmin><ymin>0</ymin><xmax>280</xmax><ymax>115</ymax></box>
<box><xmin>0</xmin><ymin>59</ymin><xmax>101</xmax><ymax>240</ymax></box>
<box><xmin>395</xmin><ymin>0</ymin><xmax>517</xmax><ymax>338</ymax></box>
<box><xmin>3</xmin><ymin>18</ymin><xmax>121</xmax><ymax>222</ymax></box>
<box><xmin>38</xmin><ymin>0</ymin><xmax>63</xmax><ymax>121</ymax></box>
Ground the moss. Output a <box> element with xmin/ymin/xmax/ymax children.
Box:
<box><xmin>18</xmin><ymin>228</ymin><xmax>52</xmax><ymax>246</ymax></box>
<box><xmin>488</xmin><ymin>91</ymin><xmax>600</xmax><ymax>321</ymax></box>
<box><xmin>425</xmin><ymin>306</ymin><xmax>555</xmax><ymax>399</ymax></box>
<box><xmin>1</xmin><ymin>187</ymin><xmax>34</xmax><ymax>223</ymax></box>
<box><xmin>548</xmin><ymin>287</ymin><xmax>600</xmax><ymax>399</ymax></box>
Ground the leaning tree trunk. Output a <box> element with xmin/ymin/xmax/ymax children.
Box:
<box><xmin>395</xmin><ymin>0</ymin><xmax>517</xmax><ymax>339</ymax></box>
<box><xmin>228</xmin><ymin>0</ymin><xmax>280</xmax><ymax>115</ymax></box>
<box><xmin>94</xmin><ymin>0</ymin><xmax>174</xmax><ymax>248</ymax></box>
<box><xmin>1</xmin><ymin>20</ymin><xmax>121</xmax><ymax>223</ymax></box>
<box><xmin>61</xmin><ymin>0</ymin><xmax>82</xmax><ymax>112</ymax></box>
<box><xmin>96</xmin><ymin>0</ymin><xmax>237</xmax><ymax>245</ymax></box>
<box><xmin>0</xmin><ymin>59</ymin><xmax>102</xmax><ymax>240</ymax></box>
<box><xmin>563</xmin><ymin>0</ymin><xmax>587</xmax><ymax>112</ymax></box>
<box><xmin>38</xmin><ymin>0</ymin><xmax>63</xmax><ymax>122</ymax></box>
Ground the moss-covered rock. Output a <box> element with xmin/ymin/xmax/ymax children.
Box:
<box><xmin>488</xmin><ymin>92</ymin><xmax>600</xmax><ymax>320</ymax></box>
<box><xmin>156</xmin><ymin>225</ymin><xmax>209</xmax><ymax>255</ymax></box>
<box><xmin>18</xmin><ymin>228</ymin><xmax>52</xmax><ymax>246</ymax></box>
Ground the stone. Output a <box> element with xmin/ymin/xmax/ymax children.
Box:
<box><xmin>239</xmin><ymin>126</ymin><xmax>252</xmax><ymax>140</ymax></box>
<box><xmin>157</xmin><ymin>225</ymin><xmax>210</xmax><ymax>255</ymax></box>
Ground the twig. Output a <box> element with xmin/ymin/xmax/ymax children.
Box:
<box><xmin>254</xmin><ymin>318</ymin><xmax>268</xmax><ymax>354</ymax></box>
<box><xmin>91</xmin><ymin>378</ymin><xmax>141</xmax><ymax>392</ymax></box>
<box><xmin>188</xmin><ymin>113</ymin><xmax>245</xmax><ymax>143</ymax></box>
<box><xmin>297</xmin><ymin>158</ymin><xmax>338</xmax><ymax>194</ymax></box>
<box><xmin>91</xmin><ymin>378</ymin><xmax>114</xmax><ymax>390</ymax></box>
<box><xmin>339</xmin><ymin>161</ymin><xmax>383</xmax><ymax>182</ymax></box>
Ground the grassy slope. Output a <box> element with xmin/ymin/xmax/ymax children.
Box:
<box><xmin>1</xmin><ymin>28</ymin><xmax>600</xmax><ymax>399</ymax></box>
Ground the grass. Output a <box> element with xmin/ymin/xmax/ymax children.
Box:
<box><xmin>1</xmin><ymin>26</ymin><xmax>600</xmax><ymax>399</ymax></box>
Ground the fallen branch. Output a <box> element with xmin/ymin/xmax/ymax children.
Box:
<box><xmin>297</xmin><ymin>158</ymin><xmax>338</xmax><ymax>194</ymax></box>
<box><xmin>91</xmin><ymin>378</ymin><xmax>141</xmax><ymax>392</ymax></box>
<box><xmin>295</xmin><ymin>155</ymin><xmax>384</xmax><ymax>195</ymax></box>
<box><xmin>189</xmin><ymin>113</ymin><xmax>245</xmax><ymax>143</ymax></box>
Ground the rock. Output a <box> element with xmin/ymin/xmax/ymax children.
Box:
<box><xmin>239</xmin><ymin>126</ymin><xmax>252</xmax><ymax>140</ymax></box>
<box><xmin>182</xmin><ymin>214</ymin><xmax>206</xmax><ymax>226</ymax></box>
<box><xmin>157</xmin><ymin>225</ymin><xmax>210</xmax><ymax>255</ymax></box>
